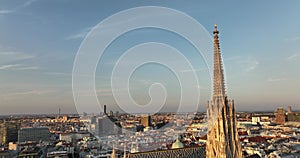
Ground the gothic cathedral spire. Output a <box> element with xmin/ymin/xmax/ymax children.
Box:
<box><xmin>206</xmin><ymin>24</ymin><xmax>243</xmax><ymax>158</ymax></box>
<box><xmin>213</xmin><ymin>23</ymin><xmax>226</xmax><ymax>100</ymax></box>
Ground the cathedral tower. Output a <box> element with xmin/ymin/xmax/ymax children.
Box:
<box><xmin>206</xmin><ymin>24</ymin><xmax>243</xmax><ymax>158</ymax></box>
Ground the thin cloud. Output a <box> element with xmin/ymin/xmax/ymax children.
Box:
<box><xmin>0</xmin><ymin>10</ymin><xmax>14</xmax><ymax>14</ymax></box>
<box><xmin>74</xmin><ymin>88</ymin><xmax>132</xmax><ymax>97</ymax></box>
<box><xmin>0</xmin><ymin>64</ymin><xmax>38</xmax><ymax>71</ymax></box>
<box><xmin>43</xmin><ymin>72</ymin><xmax>70</xmax><ymax>76</ymax></box>
<box><xmin>65</xmin><ymin>26</ymin><xmax>93</xmax><ymax>40</ymax></box>
<box><xmin>16</xmin><ymin>66</ymin><xmax>39</xmax><ymax>70</ymax></box>
<box><xmin>0</xmin><ymin>51</ymin><xmax>35</xmax><ymax>64</ymax></box>
<box><xmin>65</xmin><ymin>14</ymin><xmax>160</xmax><ymax>40</ymax></box>
<box><xmin>238</xmin><ymin>57</ymin><xmax>259</xmax><ymax>72</ymax></box>
<box><xmin>0</xmin><ymin>51</ymin><xmax>34</xmax><ymax>57</ymax></box>
<box><xmin>180</xmin><ymin>68</ymin><xmax>206</xmax><ymax>73</ymax></box>
<box><xmin>246</xmin><ymin>61</ymin><xmax>259</xmax><ymax>71</ymax></box>
<box><xmin>0</xmin><ymin>0</ymin><xmax>37</xmax><ymax>15</ymax></box>
<box><xmin>21</xmin><ymin>0</ymin><xmax>37</xmax><ymax>8</ymax></box>
<box><xmin>65</xmin><ymin>13</ymin><xmax>179</xmax><ymax>41</ymax></box>
<box><xmin>195</xmin><ymin>85</ymin><xmax>208</xmax><ymax>90</ymax></box>
<box><xmin>0</xmin><ymin>90</ymin><xmax>56</xmax><ymax>98</ymax></box>
<box><xmin>285</xmin><ymin>36</ymin><xmax>300</xmax><ymax>41</ymax></box>
<box><xmin>224</xmin><ymin>56</ymin><xmax>241</xmax><ymax>61</ymax></box>
<box><xmin>267</xmin><ymin>78</ymin><xmax>287</xmax><ymax>82</ymax></box>
<box><xmin>287</xmin><ymin>53</ymin><xmax>300</xmax><ymax>61</ymax></box>
<box><xmin>0</xmin><ymin>64</ymin><xmax>19</xmax><ymax>70</ymax></box>
<box><xmin>224</xmin><ymin>56</ymin><xmax>259</xmax><ymax>72</ymax></box>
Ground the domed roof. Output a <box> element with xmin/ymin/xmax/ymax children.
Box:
<box><xmin>171</xmin><ymin>138</ymin><xmax>184</xmax><ymax>149</ymax></box>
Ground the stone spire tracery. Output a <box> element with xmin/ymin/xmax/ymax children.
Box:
<box><xmin>206</xmin><ymin>24</ymin><xmax>243</xmax><ymax>158</ymax></box>
<box><xmin>213</xmin><ymin>23</ymin><xmax>226</xmax><ymax>100</ymax></box>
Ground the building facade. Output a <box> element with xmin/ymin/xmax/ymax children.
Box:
<box><xmin>206</xmin><ymin>24</ymin><xmax>243</xmax><ymax>158</ymax></box>
<box><xmin>0</xmin><ymin>121</ymin><xmax>20</xmax><ymax>145</ymax></box>
<box><xmin>96</xmin><ymin>116</ymin><xmax>121</xmax><ymax>137</ymax></box>
<box><xmin>275</xmin><ymin>108</ymin><xmax>286</xmax><ymax>125</ymax></box>
<box><xmin>18</xmin><ymin>127</ymin><xmax>50</xmax><ymax>142</ymax></box>
<box><xmin>287</xmin><ymin>112</ymin><xmax>300</xmax><ymax>122</ymax></box>
<box><xmin>140</xmin><ymin>114</ymin><xmax>151</xmax><ymax>127</ymax></box>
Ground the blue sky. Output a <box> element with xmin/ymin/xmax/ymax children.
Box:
<box><xmin>0</xmin><ymin>0</ymin><xmax>300</xmax><ymax>114</ymax></box>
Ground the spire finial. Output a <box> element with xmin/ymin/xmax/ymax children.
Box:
<box><xmin>214</xmin><ymin>23</ymin><xmax>219</xmax><ymax>34</ymax></box>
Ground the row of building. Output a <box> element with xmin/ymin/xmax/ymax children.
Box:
<box><xmin>275</xmin><ymin>106</ymin><xmax>300</xmax><ymax>125</ymax></box>
<box><xmin>0</xmin><ymin>121</ymin><xmax>51</xmax><ymax>145</ymax></box>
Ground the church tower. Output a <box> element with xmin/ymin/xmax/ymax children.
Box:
<box><xmin>206</xmin><ymin>24</ymin><xmax>243</xmax><ymax>158</ymax></box>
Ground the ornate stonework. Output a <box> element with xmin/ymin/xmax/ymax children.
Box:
<box><xmin>206</xmin><ymin>24</ymin><xmax>243</xmax><ymax>158</ymax></box>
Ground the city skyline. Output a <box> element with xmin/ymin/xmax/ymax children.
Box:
<box><xmin>1</xmin><ymin>1</ymin><xmax>300</xmax><ymax>115</ymax></box>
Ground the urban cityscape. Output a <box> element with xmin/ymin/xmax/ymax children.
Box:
<box><xmin>1</xmin><ymin>1</ymin><xmax>300</xmax><ymax>158</ymax></box>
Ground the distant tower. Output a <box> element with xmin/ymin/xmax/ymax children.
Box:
<box><xmin>275</xmin><ymin>108</ymin><xmax>286</xmax><ymax>125</ymax></box>
<box><xmin>59</xmin><ymin>107</ymin><xmax>61</xmax><ymax>117</ymax></box>
<box><xmin>141</xmin><ymin>114</ymin><xmax>151</xmax><ymax>127</ymax></box>
<box><xmin>288</xmin><ymin>106</ymin><xmax>292</xmax><ymax>113</ymax></box>
<box><xmin>104</xmin><ymin>105</ymin><xmax>107</xmax><ymax>115</ymax></box>
<box><xmin>206</xmin><ymin>24</ymin><xmax>243</xmax><ymax>158</ymax></box>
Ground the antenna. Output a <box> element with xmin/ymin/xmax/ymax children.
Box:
<box><xmin>59</xmin><ymin>107</ymin><xmax>61</xmax><ymax>117</ymax></box>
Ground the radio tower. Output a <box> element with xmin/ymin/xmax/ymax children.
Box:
<box><xmin>58</xmin><ymin>107</ymin><xmax>61</xmax><ymax>118</ymax></box>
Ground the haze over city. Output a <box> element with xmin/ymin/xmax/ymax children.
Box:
<box><xmin>1</xmin><ymin>0</ymin><xmax>300</xmax><ymax>115</ymax></box>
